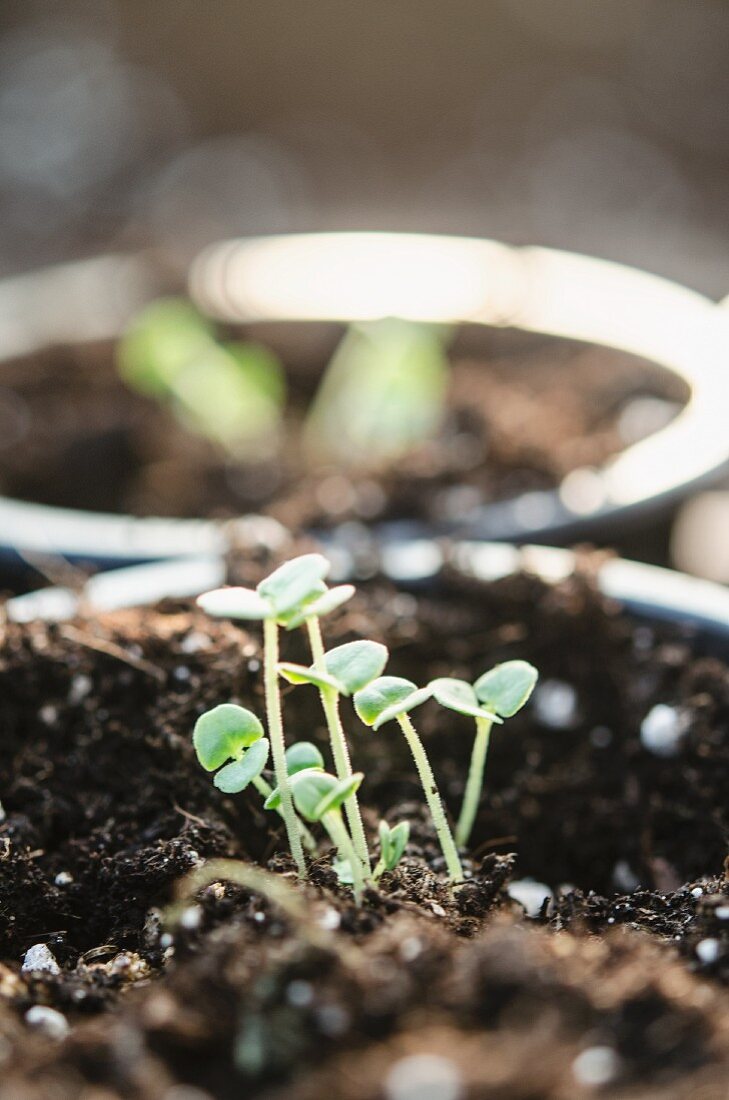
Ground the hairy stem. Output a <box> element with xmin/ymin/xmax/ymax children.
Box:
<box><xmin>323</xmin><ymin>810</ymin><xmax>365</xmax><ymax>905</ymax></box>
<box><xmin>253</xmin><ymin>774</ymin><xmax>317</xmax><ymax>853</ymax></box>
<box><xmin>264</xmin><ymin>617</ymin><xmax>306</xmax><ymax>877</ymax></box>
<box><xmin>396</xmin><ymin>713</ymin><xmax>463</xmax><ymax>883</ymax></box>
<box><xmin>306</xmin><ymin>617</ymin><xmax>371</xmax><ymax>875</ymax></box>
<box><xmin>455</xmin><ymin>717</ymin><xmax>493</xmax><ymax>849</ymax></box>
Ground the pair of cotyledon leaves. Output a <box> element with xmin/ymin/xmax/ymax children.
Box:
<box><xmin>197</xmin><ymin>553</ymin><xmax>353</xmax><ymax>631</ymax></box>
<box><xmin>354</xmin><ymin>661</ymin><xmax>538</xmax><ymax>731</ymax></box>
<box><xmin>264</xmin><ymin>768</ymin><xmax>363</xmax><ymax>823</ymax></box>
<box><xmin>193</xmin><ymin>702</ymin><xmax>330</xmax><ymax>795</ymax></box>
<box><xmin>257</xmin><ymin>742</ymin><xmax>363</xmax><ymax>826</ymax></box>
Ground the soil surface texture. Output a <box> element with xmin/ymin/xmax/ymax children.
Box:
<box><xmin>0</xmin><ymin>555</ymin><xmax>727</xmax><ymax>1098</ymax></box>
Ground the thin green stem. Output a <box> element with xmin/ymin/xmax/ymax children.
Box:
<box><xmin>323</xmin><ymin>810</ymin><xmax>365</xmax><ymax>905</ymax></box>
<box><xmin>253</xmin><ymin>774</ymin><xmax>317</xmax><ymax>853</ymax></box>
<box><xmin>455</xmin><ymin>717</ymin><xmax>493</xmax><ymax>849</ymax></box>
<box><xmin>396</xmin><ymin>714</ymin><xmax>463</xmax><ymax>883</ymax></box>
<box><xmin>372</xmin><ymin>858</ymin><xmax>386</xmax><ymax>882</ymax></box>
<box><xmin>306</xmin><ymin>617</ymin><xmax>371</xmax><ymax>875</ymax></box>
<box><xmin>264</xmin><ymin>617</ymin><xmax>306</xmax><ymax>878</ymax></box>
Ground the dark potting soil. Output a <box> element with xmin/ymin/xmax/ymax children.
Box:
<box><xmin>0</xmin><ymin>327</ymin><xmax>687</xmax><ymax>528</ymax></box>
<box><xmin>0</xmin><ymin>559</ymin><xmax>727</xmax><ymax>1098</ymax></box>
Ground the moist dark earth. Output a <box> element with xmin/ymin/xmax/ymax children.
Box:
<box><xmin>0</xmin><ymin>326</ymin><xmax>687</xmax><ymax>531</ymax></box>
<box><xmin>0</xmin><ymin>556</ymin><xmax>727</xmax><ymax>1098</ymax></box>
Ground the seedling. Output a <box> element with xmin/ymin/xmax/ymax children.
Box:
<box><xmin>118</xmin><ymin>298</ymin><xmax>285</xmax><ymax>456</ymax></box>
<box><xmin>193</xmin><ymin>703</ymin><xmax>270</xmax><ymax>794</ymax></box>
<box><xmin>449</xmin><ymin>660</ymin><xmax>538</xmax><ymax>848</ymax></box>
<box><xmin>266</xmin><ymin>769</ymin><xmax>366</xmax><ymax>903</ymax></box>
<box><xmin>305</xmin><ymin>318</ymin><xmax>449</xmax><ymax>468</ymax></box>
<box><xmin>279</xmin><ymin>638</ymin><xmax>388</xmax><ymax>878</ymax></box>
<box><xmin>119</xmin><ymin>301</ymin><xmax>450</xmax><ymax>471</ymax></box>
<box><xmin>194</xmin><ymin>553</ymin><xmax>541</xmax><ymax>904</ymax></box>
<box><xmin>374</xmin><ymin>820</ymin><xmax>410</xmax><ymax>881</ymax></box>
<box><xmin>353</xmin><ymin>676</ymin><xmax>463</xmax><ymax>882</ymax></box>
<box><xmin>198</xmin><ymin>554</ymin><xmax>338</xmax><ymax>878</ymax></box>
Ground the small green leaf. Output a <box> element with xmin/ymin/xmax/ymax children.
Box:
<box><xmin>474</xmin><ymin>660</ymin><xmax>539</xmax><ymax>718</ymax></box>
<box><xmin>324</xmin><ymin>641</ymin><xmax>389</xmax><ymax>696</ymax></box>
<box><xmin>197</xmin><ymin>586</ymin><xmax>271</xmax><ymax>620</ymax></box>
<box><xmin>379</xmin><ymin>819</ymin><xmax>409</xmax><ymax>871</ymax></box>
<box><xmin>214</xmin><ymin>738</ymin><xmax>270</xmax><ymax>793</ymax></box>
<box><xmin>264</xmin><ymin>746</ymin><xmax>326</xmax><ymax>808</ymax></box>
<box><xmin>429</xmin><ymin>677</ymin><xmax>502</xmax><ymax>722</ymax></box>
<box><xmin>314</xmin><ymin>773</ymin><xmax>363</xmax><ymax>818</ymax></box>
<box><xmin>118</xmin><ymin>298</ymin><xmax>213</xmax><ymax>397</ymax></box>
<box><xmin>193</xmin><ymin>704</ymin><xmax>264</xmax><ymax>771</ymax></box>
<box><xmin>288</xmin><ymin>768</ymin><xmax>340</xmax><ymax>821</ymax></box>
<box><xmin>285</xmin><ymin>741</ymin><xmax>325</xmax><ymax>775</ymax></box>
<box><xmin>354</xmin><ymin>676</ymin><xmax>432</xmax><ymax>730</ymax></box>
<box><xmin>284</xmin><ymin>585</ymin><xmax>355</xmax><ymax>630</ymax></box>
<box><xmin>332</xmin><ymin>857</ymin><xmax>354</xmax><ymax>885</ymax></box>
<box><xmin>257</xmin><ymin>554</ymin><xmax>330</xmax><ymax>617</ymax></box>
<box><xmin>277</xmin><ymin>662</ymin><xmax>344</xmax><ymax>692</ymax></box>
<box><xmin>304</xmin><ymin>319</ymin><xmax>449</xmax><ymax>467</ymax></box>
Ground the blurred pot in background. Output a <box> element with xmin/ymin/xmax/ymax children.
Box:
<box><xmin>0</xmin><ymin>234</ymin><xmax>728</xmax><ymax>589</ymax></box>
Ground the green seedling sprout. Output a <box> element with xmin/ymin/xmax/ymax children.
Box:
<box><xmin>305</xmin><ymin>319</ymin><xmax>449</xmax><ymax>469</ymax></box>
<box><xmin>192</xmin><ymin>704</ymin><xmax>318</xmax><ymax>851</ymax></box>
<box><xmin>118</xmin><ymin>298</ymin><xmax>285</xmax><ymax>456</ymax></box>
<box><xmin>193</xmin><ymin>703</ymin><xmax>270</xmax><ymax>793</ymax></box>
<box><xmin>373</xmin><ymin>820</ymin><xmax>410</xmax><ymax>881</ymax></box>
<box><xmin>353</xmin><ymin>676</ymin><xmax>463</xmax><ymax>883</ymax></box>
<box><xmin>449</xmin><ymin>660</ymin><xmax>538</xmax><ymax>848</ymax></box>
<box><xmin>265</xmin><ymin>768</ymin><xmax>366</xmax><ymax>904</ymax></box>
<box><xmin>197</xmin><ymin>554</ymin><xmax>336</xmax><ymax>879</ymax></box>
<box><xmin>279</xmin><ymin>638</ymin><xmax>388</xmax><ymax>879</ymax></box>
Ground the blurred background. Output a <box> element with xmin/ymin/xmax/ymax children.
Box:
<box><xmin>1</xmin><ymin>0</ymin><xmax>729</xmax><ymax>578</ymax></box>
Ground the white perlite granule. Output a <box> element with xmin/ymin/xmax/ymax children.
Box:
<box><xmin>22</xmin><ymin>944</ymin><xmax>60</xmax><ymax>976</ymax></box>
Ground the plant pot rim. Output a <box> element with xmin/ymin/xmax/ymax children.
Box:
<box><xmin>1</xmin><ymin>240</ymin><xmax>728</xmax><ymax>572</ymax></box>
<box><xmin>8</xmin><ymin>540</ymin><xmax>729</xmax><ymax>655</ymax></box>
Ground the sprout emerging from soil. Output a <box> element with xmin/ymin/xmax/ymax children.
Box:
<box><xmin>279</xmin><ymin>638</ymin><xmax>387</xmax><ymax>880</ymax></box>
<box><xmin>374</xmin><ymin>820</ymin><xmax>410</xmax><ymax>880</ymax></box>
<box><xmin>353</xmin><ymin>676</ymin><xmax>463</xmax><ymax>883</ymax></box>
<box><xmin>118</xmin><ymin>298</ymin><xmax>285</xmax><ymax>455</ymax></box>
<box><xmin>198</xmin><ymin>553</ymin><xmax>336</xmax><ymax>879</ymax></box>
<box><xmin>304</xmin><ymin>319</ymin><xmax>449</xmax><ymax>468</ymax></box>
<box><xmin>430</xmin><ymin>661</ymin><xmax>538</xmax><ymax>848</ymax></box>
<box><xmin>266</xmin><ymin>769</ymin><xmax>366</xmax><ymax>904</ymax></box>
<box><xmin>119</xmin><ymin>301</ymin><xmax>449</xmax><ymax>471</ymax></box>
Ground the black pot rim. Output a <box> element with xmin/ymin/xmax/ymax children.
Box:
<box><xmin>1</xmin><ymin>241</ymin><xmax>728</xmax><ymax>572</ymax></box>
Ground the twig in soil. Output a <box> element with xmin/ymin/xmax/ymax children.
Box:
<box><xmin>173</xmin><ymin>803</ymin><xmax>211</xmax><ymax>830</ymax></box>
<box><xmin>59</xmin><ymin>625</ymin><xmax>166</xmax><ymax>682</ymax></box>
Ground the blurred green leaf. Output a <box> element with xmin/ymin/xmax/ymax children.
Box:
<box><xmin>305</xmin><ymin>319</ymin><xmax>449</xmax><ymax>467</ymax></box>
